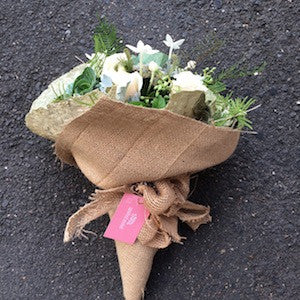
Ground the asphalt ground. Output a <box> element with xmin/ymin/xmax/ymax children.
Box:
<box><xmin>0</xmin><ymin>0</ymin><xmax>299</xmax><ymax>299</ymax></box>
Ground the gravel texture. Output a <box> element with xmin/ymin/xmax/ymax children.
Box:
<box><xmin>0</xmin><ymin>0</ymin><xmax>299</xmax><ymax>299</ymax></box>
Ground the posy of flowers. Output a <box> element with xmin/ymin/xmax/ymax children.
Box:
<box><xmin>46</xmin><ymin>19</ymin><xmax>264</xmax><ymax>131</ymax></box>
<box><xmin>25</xmin><ymin>18</ymin><xmax>265</xmax><ymax>300</ymax></box>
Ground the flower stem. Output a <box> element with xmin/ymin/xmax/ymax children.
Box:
<box><xmin>147</xmin><ymin>71</ymin><xmax>155</xmax><ymax>94</ymax></box>
<box><xmin>168</xmin><ymin>46</ymin><xmax>173</xmax><ymax>61</ymax></box>
<box><xmin>139</xmin><ymin>53</ymin><xmax>143</xmax><ymax>77</ymax></box>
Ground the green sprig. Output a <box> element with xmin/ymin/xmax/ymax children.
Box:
<box><xmin>93</xmin><ymin>18</ymin><xmax>124</xmax><ymax>55</ymax></box>
<box><xmin>211</xmin><ymin>94</ymin><xmax>256</xmax><ymax>129</ymax></box>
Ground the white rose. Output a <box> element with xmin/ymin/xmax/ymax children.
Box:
<box><xmin>172</xmin><ymin>71</ymin><xmax>217</xmax><ymax>104</ymax></box>
<box><xmin>172</xmin><ymin>71</ymin><xmax>208</xmax><ymax>93</ymax></box>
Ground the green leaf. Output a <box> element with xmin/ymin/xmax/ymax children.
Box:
<box><xmin>72</xmin><ymin>67</ymin><xmax>97</xmax><ymax>95</ymax></box>
<box><xmin>152</xmin><ymin>95</ymin><xmax>166</xmax><ymax>109</ymax></box>
<box><xmin>142</xmin><ymin>52</ymin><xmax>168</xmax><ymax>67</ymax></box>
<box><xmin>211</xmin><ymin>94</ymin><xmax>256</xmax><ymax>130</ymax></box>
<box><xmin>131</xmin><ymin>52</ymin><xmax>168</xmax><ymax>67</ymax></box>
<box><xmin>130</xmin><ymin>101</ymin><xmax>147</xmax><ymax>107</ymax></box>
<box><xmin>207</xmin><ymin>81</ymin><xmax>226</xmax><ymax>93</ymax></box>
<box><xmin>131</xmin><ymin>55</ymin><xmax>139</xmax><ymax>65</ymax></box>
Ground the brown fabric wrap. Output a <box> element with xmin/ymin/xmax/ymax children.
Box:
<box><xmin>55</xmin><ymin>96</ymin><xmax>240</xmax><ymax>299</ymax></box>
<box><xmin>56</xmin><ymin>96</ymin><xmax>239</xmax><ymax>245</ymax></box>
<box><xmin>55</xmin><ymin>96</ymin><xmax>240</xmax><ymax>189</ymax></box>
<box><xmin>63</xmin><ymin>174</ymin><xmax>211</xmax><ymax>248</ymax></box>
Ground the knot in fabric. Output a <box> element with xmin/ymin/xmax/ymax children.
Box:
<box><xmin>63</xmin><ymin>174</ymin><xmax>211</xmax><ymax>248</ymax></box>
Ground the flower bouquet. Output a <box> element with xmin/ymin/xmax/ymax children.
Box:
<box><xmin>25</xmin><ymin>19</ymin><xmax>263</xmax><ymax>299</ymax></box>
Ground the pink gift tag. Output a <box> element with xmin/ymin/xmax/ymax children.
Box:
<box><xmin>103</xmin><ymin>193</ymin><xmax>150</xmax><ymax>244</ymax></box>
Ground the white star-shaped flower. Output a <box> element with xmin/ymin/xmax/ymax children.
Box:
<box><xmin>126</xmin><ymin>40</ymin><xmax>159</xmax><ymax>54</ymax></box>
<box><xmin>163</xmin><ymin>34</ymin><xmax>185</xmax><ymax>60</ymax></box>
<box><xmin>163</xmin><ymin>34</ymin><xmax>185</xmax><ymax>50</ymax></box>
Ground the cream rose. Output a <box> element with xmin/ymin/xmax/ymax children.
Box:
<box><xmin>172</xmin><ymin>71</ymin><xmax>217</xmax><ymax>104</ymax></box>
<box><xmin>172</xmin><ymin>71</ymin><xmax>208</xmax><ymax>93</ymax></box>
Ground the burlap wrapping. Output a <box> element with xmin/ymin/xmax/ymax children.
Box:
<box><xmin>55</xmin><ymin>96</ymin><xmax>240</xmax><ymax>300</ymax></box>
<box><xmin>63</xmin><ymin>174</ymin><xmax>211</xmax><ymax>247</ymax></box>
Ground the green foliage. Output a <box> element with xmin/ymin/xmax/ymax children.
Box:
<box><xmin>89</xmin><ymin>53</ymin><xmax>105</xmax><ymax>77</ymax></box>
<box><xmin>72</xmin><ymin>67</ymin><xmax>97</xmax><ymax>95</ymax></box>
<box><xmin>207</xmin><ymin>81</ymin><xmax>227</xmax><ymax>94</ymax></box>
<box><xmin>132</xmin><ymin>52</ymin><xmax>168</xmax><ymax>67</ymax></box>
<box><xmin>93</xmin><ymin>18</ymin><xmax>123</xmax><ymax>55</ymax></box>
<box><xmin>152</xmin><ymin>95</ymin><xmax>166</xmax><ymax>108</ymax></box>
<box><xmin>120</xmin><ymin>48</ymin><xmax>134</xmax><ymax>72</ymax></box>
<box><xmin>137</xmin><ymin>75</ymin><xmax>171</xmax><ymax>109</ymax></box>
<box><xmin>203</xmin><ymin>62</ymin><xmax>266</xmax><ymax>94</ymax></box>
<box><xmin>203</xmin><ymin>67</ymin><xmax>226</xmax><ymax>93</ymax></box>
<box><xmin>169</xmin><ymin>54</ymin><xmax>180</xmax><ymax>74</ymax></box>
<box><xmin>212</xmin><ymin>93</ymin><xmax>255</xmax><ymax>129</ymax></box>
<box><xmin>153</xmin><ymin>76</ymin><xmax>172</xmax><ymax>98</ymax></box>
<box><xmin>143</xmin><ymin>52</ymin><xmax>168</xmax><ymax>67</ymax></box>
<box><xmin>151</xmin><ymin>75</ymin><xmax>172</xmax><ymax>108</ymax></box>
<box><xmin>52</xmin><ymin>83</ymin><xmax>73</xmax><ymax>103</ymax></box>
<box><xmin>130</xmin><ymin>101</ymin><xmax>147</xmax><ymax>107</ymax></box>
<box><xmin>202</xmin><ymin>63</ymin><xmax>262</xmax><ymax>129</ymax></box>
<box><xmin>216</xmin><ymin>61</ymin><xmax>267</xmax><ymax>82</ymax></box>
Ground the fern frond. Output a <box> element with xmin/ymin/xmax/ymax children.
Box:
<box><xmin>93</xmin><ymin>18</ymin><xmax>124</xmax><ymax>55</ymax></box>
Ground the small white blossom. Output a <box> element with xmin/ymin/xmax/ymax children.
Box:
<box><xmin>163</xmin><ymin>34</ymin><xmax>185</xmax><ymax>60</ymax></box>
<box><xmin>148</xmin><ymin>61</ymin><xmax>160</xmax><ymax>72</ymax></box>
<box><xmin>163</xmin><ymin>34</ymin><xmax>185</xmax><ymax>50</ymax></box>
<box><xmin>85</xmin><ymin>53</ymin><xmax>95</xmax><ymax>61</ymax></box>
<box><xmin>126</xmin><ymin>40</ymin><xmax>159</xmax><ymax>54</ymax></box>
<box><xmin>185</xmin><ymin>60</ymin><xmax>197</xmax><ymax>70</ymax></box>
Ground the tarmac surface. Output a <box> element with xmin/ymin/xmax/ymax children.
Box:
<box><xmin>0</xmin><ymin>0</ymin><xmax>299</xmax><ymax>299</ymax></box>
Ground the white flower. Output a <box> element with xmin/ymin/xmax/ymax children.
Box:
<box><xmin>85</xmin><ymin>53</ymin><xmax>95</xmax><ymax>61</ymax></box>
<box><xmin>110</xmin><ymin>71</ymin><xmax>143</xmax><ymax>101</ymax></box>
<box><xmin>172</xmin><ymin>71</ymin><xmax>217</xmax><ymax>104</ymax></box>
<box><xmin>148</xmin><ymin>61</ymin><xmax>161</xmax><ymax>72</ymax></box>
<box><xmin>102</xmin><ymin>53</ymin><xmax>143</xmax><ymax>101</ymax></box>
<box><xmin>124</xmin><ymin>72</ymin><xmax>143</xmax><ymax>100</ymax></box>
<box><xmin>172</xmin><ymin>71</ymin><xmax>208</xmax><ymax>93</ymax></box>
<box><xmin>185</xmin><ymin>60</ymin><xmax>197</xmax><ymax>70</ymax></box>
<box><xmin>163</xmin><ymin>34</ymin><xmax>185</xmax><ymax>50</ymax></box>
<box><xmin>163</xmin><ymin>34</ymin><xmax>184</xmax><ymax>60</ymax></box>
<box><xmin>126</xmin><ymin>40</ymin><xmax>159</xmax><ymax>54</ymax></box>
<box><xmin>102</xmin><ymin>53</ymin><xmax>127</xmax><ymax>74</ymax></box>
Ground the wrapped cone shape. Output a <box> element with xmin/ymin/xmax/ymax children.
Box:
<box><xmin>53</xmin><ymin>96</ymin><xmax>240</xmax><ymax>298</ymax></box>
<box><xmin>114</xmin><ymin>239</ymin><xmax>157</xmax><ymax>300</ymax></box>
<box><xmin>26</xmin><ymin>92</ymin><xmax>240</xmax><ymax>299</ymax></box>
<box><xmin>110</xmin><ymin>198</ymin><xmax>158</xmax><ymax>300</ymax></box>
